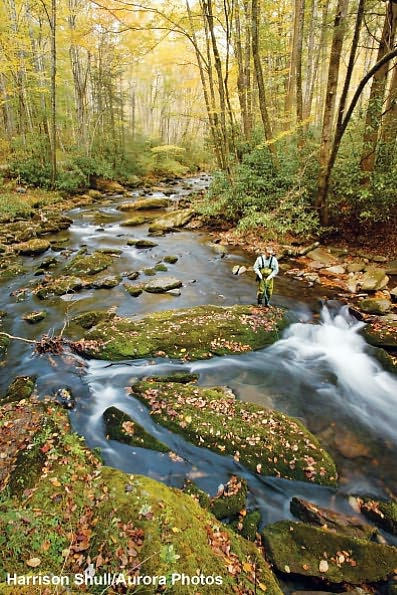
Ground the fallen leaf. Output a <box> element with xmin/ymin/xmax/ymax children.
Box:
<box><xmin>26</xmin><ymin>558</ymin><xmax>41</xmax><ymax>568</ymax></box>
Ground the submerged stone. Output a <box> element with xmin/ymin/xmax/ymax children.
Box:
<box><xmin>91</xmin><ymin>275</ymin><xmax>121</xmax><ymax>289</ymax></box>
<box><xmin>131</xmin><ymin>381</ymin><xmax>337</xmax><ymax>485</ymax></box>
<box><xmin>2</xmin><ymin>375</ymin><xmax>36</xmax><ymax>404</ymax></box>
<box><xmin>154</xmin><ymin>263</ymin><xmax>168</xmax><ymax>272</ymax></box>
<box><xmin>103</xmin><ymin>406</ymin><xmax>169</xmax><ymax>453</ymax></box>
<box><xmin>124</xmin><ymin>283</ymin><xmax>144</xmax><ymax>297</ymax></box>
<box><xmin>22</xmin><ymin>311</ymin><xmax>47</xmax><ymax>324</ymax></box>
<box><xmin>358</xmin><ymin>498</ymin><xmax>397</xmax><ymax>536</ymax></box>
<box><xmin>72</xmin><ymin>310</ymin><xmax>116</xmax><ymax>329</ymax></box>
<box><xmin>0</xmin><ymin>255</ymin><xmax>25</xmax><ymax>281</ymax></box>
<box><xmin>262</xmin><ymin>520</ymin><xmax>397</xmax><ymax>584</ymax></box>
<box><xmin>35</xmin><ymin>275</ymin><xmax>85</xmax><ymax>299</ymax></box>
<box><xmin>164</xmin><ymin>255</ymin><xmax>179</xmax><ymax>264</ymax></box>
<box><xmin>64</xmin><ymin>251</ymin><xmax>113</xmax><ymax>276</ymax></box>
<box><xmin>128</xmin><ymin>238</ymin><xmax>158</xmax><ymax>249</ymax></box>
<box><xmin>73</xmin><ymin>305</ymin><xmax>288</xmax><ymax>361</ymax></box>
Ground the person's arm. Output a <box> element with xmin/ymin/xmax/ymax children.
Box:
<box><xmin>266</xmin><ymin>257</ymin><xmax>279</xmax><ymax>280</ymax></box>
<box><xmin>253</xmin><ymin>257</ymin><xmax>262</xmax><ymax>279</ymax></box>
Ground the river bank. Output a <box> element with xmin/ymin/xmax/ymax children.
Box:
<box><xmin>0</xmin><ymin>174</ymin><xmax>397</xmax><ymax>593</ymax></box>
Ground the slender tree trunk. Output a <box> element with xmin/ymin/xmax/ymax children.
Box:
<box><xmin>316</xmin><ymin>0</ymin><xmax>349</xmax><ymax>225</ymax></box>
<box><xmin>360</xmin><ymin>0</ymin><xmax>397</xmax><ymax>174</ymax></box>
<box><xmin>251</xmin><ymin>0</ymin><xmax>278</xmax><ymax>167</ymax></box>
<box><xmin>50</xmin><ymin>0</ymin><xmax>57</xmax><ymax>186</ymax></box>
<box><xmin>378</xmin><ymin>61</ymin><xmax>397</xmax><ymax>166</ymax></box>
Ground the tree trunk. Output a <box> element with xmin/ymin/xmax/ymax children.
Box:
<box><xmin>50</xmin><ymin>0</ymin><xmax>57</xmax><ymax>186</ymax></box>
<box><xmin>360</xmin><ymin>0</ymin><xmax>397</xmax><ymax>174</ymax></box>
<box><xmin>316</xmin><ymin>0</ymin><xmax>349</xmax><ymax>225</ymax></box>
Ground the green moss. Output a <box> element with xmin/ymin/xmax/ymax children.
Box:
<box><xmin>262</xmin><ymin>520</ymin><xmax>397</xmax><ymax>584</ymax></box>
<box><xmin>164</xmin><ymin>255</ymin><xmax>179</xmax><ymax>264</ymax></box>
<box><xmin>145</xmin><ymin>372</ymin><xmax>199</xmax><ymax>384</ymax></box>
<box><xmin>131</xmin><ymin>382</ymin><xmax>337</xmax><ymax>486</ymax></box>
<box><xmin>144</xmin><ymin>267</ymin><xmax>156</xmax><ymax>276</ymax></box>
<box><xmin>35</xmin><ymin>275</ymin><xmax>85</xmax><ymax>299</ymax></box>
<box><xmin>22</xmin><ymin>311</ymin><xmax>47</xmax><ymax>324</ymax></box>
<box><xmin>72</xmin><ymin>310</ymin><xmax>116</xmax><ymax>329</ymax></box>
<box><xmin>91</xmin><ymin>275</ymin><xmax>121</xmax><ymax>289</ymax></box>
<box><xmin>360</xmin><ymin>498</ymin><xmax>397</xmax><ymax>536</ymax></box>
<box><xmin>241</xmin><ymin>511</ymin><xmax>261</xmax><ymax>541</ymax></box>
<box><xmin>0</xmin><ymin>335</ymin><xmax>10</xmax><ymax>360</ymax></box>
<box><xmin>63</xmin><ymin>251</ymin><xmax>113</xmax><ymax>276</ymax></box>
<box><xmin>362</xmin><ymin>321</ymin><xmax>397</xmax><ymax>348</ymax></box>
<box><xmin>2</xmin><ymin>376</ymin><xmax>36</xmax><ymax>404</ymax></box>
<box><xmin>123</xmin><ymin>283</ymin><xmax>144</xmax><ymax>297</ymax></box>
<box><xmin>14</xmin><ymin>238</ymin><xmax>50</xmax><ymax>255</ymax></box>
<box><xmin>210</xmin><ymin>477</ymin><xmax>248</xmax><ymax>520</ymax></box>
<box><xmin>121</xmin><ymin>215</ymin><xmax>148</xmax><ymax>226</ymax></box>
<box><xmin>75</xmin><ymin>304</ymin><xmax>287</xmax><ymax>361</ymax></box>
<box><xmin>182</xmin><ymin>479</ymin><xmax>211</xmax><ymax>509</ymax></box>
<box><xmin>154</xmin><ymin>263</ymin><xmax>168</xmax><ymax>272</ymax></box>
<box><xmin>119</xmin><ymin>197</ymin><xmax>170</xmax><ymax>210</ymax></box>
<box><xmin>0</xmin><ymin>255</ymin><xmax>25</xmax><ymax>281</ymax></box>
<box><xmin>103</xmin><ymin>406</ymin><xmax>169</xmax><ymax>452</ymax></box>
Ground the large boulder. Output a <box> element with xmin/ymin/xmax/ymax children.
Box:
<box><xmin>131</xmin><ymin>381</ymin><xmax>337</xmax><ymax>486</ymax></box>
<box><xmin>118</xmin><ymin>197</ymin><xmax>171</xmax><ymax>211</ymax></box>
<box><xmin>121</xmin><ymin>216</ymin><xmax>149</xmax><ymax>226</ymax></box>
<box><xmin>362</xmin><ymin>318</ymin><xmax>397</xmax><ymax>348</ymax></box>
<box><xmin>103</xmin><ymin>406</ymin><xmax>169</xmax><ymax>452</ymax></box>
<box><xmin>263</xmin><ymin>520</ymin><xmax>397</xmax><ymax>584</ymax></box>
<box><xmin>14</xmin><ymin>239</ymin><xmax>50</xmax><ymax>256</ymax></box>
<box><xmin>360</xmin><ymin>267</ymin><xmax>389</xmax><ymax>291</ymax></box>
<box><xmin>0</xmin><ymin>399</ymin><xmax>282</xmax><ymax>595</ymax></box>
<box><xmin>385</xmin><ymin>260</ymin><xmax>397</xmax><ymax>275</ymax></box>
<box><xmin>63</xmin><ymin>251</ymin><xmax>113</xmax><ymax>276</ymax></box>
<box><xmin>70</xmin><ymin>305</ymin><xmax>288</xmax><ymax>361</ymax></box>
<box><xmin>144</xmin><ymin>276</ymin><xmax>182</xmax><ymax>293</ymax></box>
<box><xmin>148</xmin><ymin>209</ymin><xmax>193</xmax><ymax>233</ymax></box>
<box><xmin>307</xmin><ymin>247</ymin><xmax>338</xmax><ymax>266</ymax></box>
<box><xmin>92</xmin><ymin>178</ymin><xmax>125</xmax><ymax>194</ymax></box>
<box><xmin>34</xmin><ymin>275</ymin><xmax>85</xmax><ymax>299</ymax></box>
<box><xmin>359</xmin><ymin>298</ymin><xmax>391</xmax><ymax>315</ymax></box>
<box><xmin>358</xmin><ymin>498</ymin><xmax>397</xmax><ymax>536</ymax></box>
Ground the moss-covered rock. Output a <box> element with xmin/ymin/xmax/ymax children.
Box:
<box><xmin>0</xmin><ymin>334</ymin><xmax>10</xmax><ymax>360</ymax></box>
<box><xmin>63</xmin><ymin>251</ymin><xmax>113</xmax><ymax>276</ymax></box>
<box><xmin>145</xmin><ymin>372</ymin><xmax>199</xmax><ymax>384</ymax></box>
<box><xmin>103</xmin><ymin>406</ymin><xmax>169</xmax><ymax>452</ymax></box>
<box><xmin>362</xmin><ymin>319</ymin><xmax>397</xmax><ymax>348</ymax></box>
<box><xmin>232</xmin><ymin>510</ymin><xmax>262</xmax><ymax>542</ymax></box>
<box><xmin>182</xmin><ymin>479</ymin><xmax>211</xmax><ymax>509</ymax></box>
<box><xmin>127</xmin><ymin>238</ymin><xmax>158</xmax><ymax>248</ymax></box>
<box><xmin>148</xmin><ymin>209</ymin><xmax>193</xmax><ymax>232</ymax></box>
<box><xmin>145</xmin><ymin>276</ymin><xmax>182</xmax><ymax>292</ymax></box>
<box><xmin>0</xmin><ymin>399</ymin><xmax>282</xmax><ymax>594</ymax></box>
<box><xmin>72</xmin><ymin>310</ymin><xmax>116</xmax><ymax>329</ymax></box>
<box><xmin>22</xmin><ymin>310</ymin><xmax>47</xmax><ymax>324</ymax></box>
<box><xmin>360</xmin><ymin>298</ymin><xmax>391</xmax><ymax>315</ymax></box>
<box><xmin>143</xmin><ymin>267</ymin><xmax>157</xmax><ymax>276</ymax></box>
<box><xmin>154</xmin><ymin>263</ymin><xmax>168</xmax><ymax>272</ymax></box>
<box><xmin>131</xmin><ymin>382</ymin><xmax>337</xmax><ymax>485</ymax></box>
<box><xmin>210</xmin><ymin>477</ymin><xmax>248</xmax><ymax>520</ymax></box>
<box><xmin>119</xmin><ymin>197</ymin><xmax>171</xmax><ymax>210</ymax></box>
<box><xmin>359</xmin><ymin>498</ymin><xmax>397</xmax><ymax>536</ymax></box>
<box><xmin>164</xmin><ymin>254</ymin><xmax>179</xmax><ymax>264</ymax></box>
<box><xmin>14</xmin><ymin>238</ymin><xmax>50</xmax><ymax>255</ymax></box>
<box><xmin>124</xmin><ymin>283</ymin><xmax>144</xmax><ymax>297</ymax></box>
<box><xmin>121</xmin><ymin>215</ymin><xmax>149</xmax><ymax>226</ymax></box>
<box><xmin>73</xmin><ymin>305</ymin><xmax>288</xmax><ymax>361</ymax></box>
<box><xmin>0</xmin><ymin>255</ymin><xmax>25</xmax><ymax>282</ymax></box>
<box><xmin>290</xmin><ymin>497</ymin><xmax>377</xmax><ymax>540</ymax></box>
<box><xmin>91</xmin><ymin>275</ymin><xmax>121</xmax><ymax>289</ymax></box>
<box><xmin>34</xmin><ymin>275</ymin><xmax>85</xmax><ymax>299</ymax></box>
<box><xmin>2</xmin><ymin>375</ymin><xmax>36</xmax><ymax>404</ymax></box>
<box><xmin>262</xmin><ymin>520</ymin><xmax>397</xmax><ymax>584</ymax></box>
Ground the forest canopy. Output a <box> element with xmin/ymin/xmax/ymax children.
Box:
<box><xmin>0</xmin><ymin>0</ymin><xmax>396</xmax><ymax>236</ymax></box>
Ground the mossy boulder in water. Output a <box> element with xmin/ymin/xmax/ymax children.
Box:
<box><xmin>103</xmin><ymin>406</ymin><xmax>169</xmax><ymax>452</ymax></box>
<box><xmin>290</xmin><ymin>497</ymin><xmax>377</xmax><ymax>540</ymax></box>
<box><xmin>119</xmin><ymin>197</ymin><xmax>171</xmax><ymax>211</ymax></box>
<box><xmin>144</xmin><ymin>276</ymin><xmax>182</xmax><ymax>293</ymax></box>
<box><xmin>362</xmin><ymin>318</ymin><xmax>397</xmax><ymax>348</ymax></box>
<box><xmin>358</xmin><ymin>498</ymin><xmax>397</xmax><ymax>536</ymax></box>
<box><xmin>148</xmin><ymin>209</ymin><xmax>193</xmax><ymax>232</ymax></box>
<box><xmin>131</xmin><ymin>381</ymin><xmax>337</xmax><ymax>486</ymax></box>
<box><xmin>0</xmin><ymin>255</ymin><xmax>25</xmax><ymax>281</ymax></box>
<box><xmin>0</xmin><ymin>334</ymin><xmax>10</xmax><ymax>360</ymax></box>
<box><xmin>127</xmin><ymin>238</ymin><xmax>158</xmax><ymax>248</ymax></box>
<box><xmin>73</xmin><ymin>304</ymin><xmax>287</xmax><ymax>361</ymax></box>
<box><xmin>14</xmin><ymin>238</ymin><xmax>50</xmax><ymax>255</ymax></box>
<box><xmin>145</xmin><ymin>371</ymin><xmax>199</xmax><ymax>384</ymax></box>
<box><xmin>210</xmin><ymin>476</ymin><xmax>248</xmax><ymax>520</ymax></box>
<box><xmin>35</xmin><ymin>275</ymin><xmax>85</xmax><ymax>299</ymax></box>
<box><xmin>1</xmin><ymin>375</ymin><xmax>36</xmax><ymax>404</ymax></box>
<box><xmin>0</xmin><ymin>399</ymin><xmax>282</xmax><ymax>595</ymax></box>
<box><xmin>262</xmin><ymin>520</ymin><xmax>397</xmax><ymax>584</ymax></box>
<box><xmin>22</xmin><ymin>310</ymin><xmax>47</xmax><ymax>324</ymax></box>
<box><xmin>63</xmin><ymin>250</ymin><xmax>113</xmax><ymax>276</ymax></box>
<box><xmin>121</xmin><ymin>215</ymin><xmax>149</xmax><ymax>226</ymax></box>
<box><xmin>360</xmin><ymin>298</ymin><xmax>391</xmax><ymax>315</ymax></box>
<box><xmin>72</xmin><ymin>309</ymin><xmax>116</xmax><ymax>329</ymax></box>
<box><xmin>91</xmin><ymin>274</ymin><xmax>121</xmax><ymax>289</ymax></box>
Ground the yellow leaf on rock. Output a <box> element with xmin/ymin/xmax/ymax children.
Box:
<box><xmin>242</xmin><ymin>562</ymin><xmax>253</xmax><ymax>572</ymax></box>
<box><xmin>26</xmin><ymin>558</ymin><xmax>41</xmax><ymax>567</ymax></box>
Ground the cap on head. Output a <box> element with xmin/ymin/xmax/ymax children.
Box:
<box><xmin>265</xmin><ymin>246</ymin><xmax>274</xmax><ymax>255</ymax></box>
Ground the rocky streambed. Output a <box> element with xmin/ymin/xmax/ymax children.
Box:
<box><xmin>0</xmin><ymin>174</ymin><xmax>397</xmax><ymax>593</ymax></box>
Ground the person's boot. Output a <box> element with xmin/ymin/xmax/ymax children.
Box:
<box><xmin>257</xmin><ymin>296</ymin><xmax>262</xmax><ymax>306</ymax></box>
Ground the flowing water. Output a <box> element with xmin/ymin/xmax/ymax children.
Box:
<box><xmin>1</xmin><ymin>174</ymin><xmax>396</xmax><ymax>545</ymax></box>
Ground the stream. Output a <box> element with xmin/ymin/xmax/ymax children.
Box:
<box><xmin>1</xmin><ymin>173</ymin><xmax>397</xmax><ymax>553</ymax></box>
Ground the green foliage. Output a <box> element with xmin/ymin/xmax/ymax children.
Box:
<box><xmin>197</xmin><ymin>141</ymin><xmax>319</xmax><ymax>238</ymax></box>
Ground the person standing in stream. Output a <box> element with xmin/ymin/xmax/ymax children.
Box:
<box><xmin>253</xmin><ymin>247</ymin><xmax>279</xmax><ymax>307</ymax></box>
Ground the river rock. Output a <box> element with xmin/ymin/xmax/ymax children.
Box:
<box><xmin>54</xmin><ymin>388</ymin><xmax>75</xmax><ymax>410</ymax></box>
<box><xmin>2</xmin><ymin>375</ymin><xmax>36</xmax><ymax>404</ymax></box>
<box><xmin>127</xmin><ymin>238</ymin><xmax>158</xmax><ymax>248</ymax></box>
<box><xmin>64</xmin><ymin>251</ymin><xmax>113</xmax><ymax>276</ymax></box>
<box><xmin>347</xmin><ymin>262</ymin><xmax>366</xmax><ymax>273</ymax></box>
<box><xmin>143</xmin><ymin>268</ymin><xmax>156</xmax><ymax>276</ymax></box>
<box><xmin>208</xmin><ymin>242</ymin><xmax>227</xmax><ymax>257</ymax></box>
<box><xmin>124</xmin><ymin>283</ymin><xmax>144</xmax><ymax>297</ymax></box>
<box><xmin>307</xmin><ymin>247</ymin><xmax>338</xmax><ymax>266</ymax></box>
<box><xmin>372</xmin><ymin>255</ymin><xmax>388</xmax><ymax>263</ymax></box>
<box><xmin>290</xmin><ymin>497</ymin><xmax>377</xmax><ymax>540</ymax></box>
<box><xmin>358</xmin><ymin>498</ymin><xmax>397</xmax><ymax>536</ymax></box>
<box><xmin>14</xmin><ymin>238</ymin><xmax>50</xmax><ymax>255</ymax></box>
<box><xmin>325</xmin><ymin>265</ymin><xmax>346</xmax><ymax>275</ymax></box>
<box><xmin>148</xmin><ymin>209</ymin><xmax>193</xmax><ymax>233</ymax></box>
<box><xmin>0</xmin><ymin>398</ymin><xmax>282</xmax><ymax>594</ymax></box>
<box><xmin>263</xmin><ymin>520</ymin><xmax>397</xmax><ymax>584</ymax></box>
<box><xmin>118</xmin><ymin>197</ymin><xmax>170</xmax><ymax>211</ymax></box>
<box><xmin>144</xmin><ymin>277</ymin><xmax>182</xmax><ymax>293</ymax></box>
<box><xmin>35</xmin><ymin>275</ymin><xmax>85</xmax><ymax>299</ymax></box>
<box><xmin>210</xmin><ymin>476</ymin><xmax>248</xmax><ymax>520</ymax></box>
<box><xmin>72</xmin><ymin>310</ymin><xmax>116</xmax><ymax>329</ymax></box>
<box><xmin>121</xmin><ymin>216</ymin><xmax>149</xmax><ymax>226</ymax></box>
<box><xmin>167</xmin><ymin>288</ymin><xmax>181</xmax><ymax>296</ymax></box>
<box><xmin>360</xmin><ymin>267</ymin><xmax>389</xmax><ymax>291</ymax></box>
<box><xmin>91</xmin><ymin>275</ymin><xmax>121</xmax><ymax>289</ymax></box>
<box><xmin>87</xmin><ymin>189</ymin><xmax>103</xmax><ymax>200</ymax></box>
<box><xmin>154</xmin><ymin>263</ymin><xmax>168</xmax><ymax>272</ymax></box>
<box><xmin>93</xmin><ymin>178</ymin><xmax>125</xmax><ymax>194</ymax></box>
<box><xmin>390</xmin><ymin>286</ymin><xmax>397</xmax><ymax>302</ymax></box>
<box><xmin>385</xmin><ymin>260</ymin><xmax>397</xmax><ymax>275</ymax></box>
<box><xmin>131</xmin><ymin>381</ymin><xmax>337</xmax><ymax>485</ymax></box>
<box><xmin>72</xmin><ymin>304</ymin><xmax>288</xmax><ymax>361</ymax></box>
<box><xmin>232</xmin><ymin>265</ymin><xmax>247</xmax><ymax>276</ymax></box>
<box><xmin>163</xmin><ymin>255</ymin><xmax>178</xmax><ymax>264</ymax></box>
<box><xmin>103</xmin><ymin>406</ymin><xmax>169</xmax><ymax>452</ymax></box>
<box><xmin>360</xmin><ymin>298</ymin><xmax>391</xmax><ymax>315</ymax></box>
<box><xmin>362</xmin><ymin>318</ymin><xmax>397</xmax><ymax>348</ymax></box>
<box><xmin>22</xmin><ymin>311</ymin><xmax>47</xmax><ymax>324</ymax></box>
